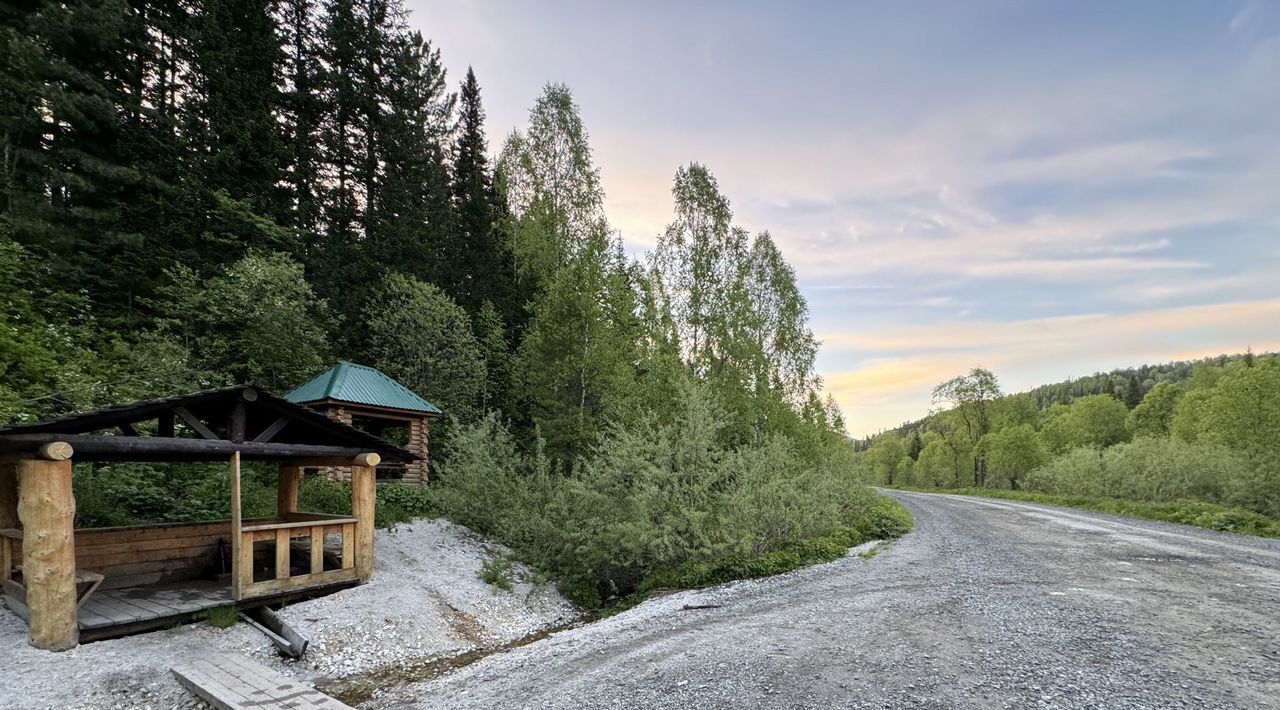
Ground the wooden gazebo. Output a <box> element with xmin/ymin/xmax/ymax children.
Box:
<box><xmin>286</xmin><ymin>362</ymin><xmax>441</xmax><ymax>485</ymax></box>
<box><xmin>0</xmin><ymin>385</ymin><xmax>415</xmax><ymax>651</ymax></box>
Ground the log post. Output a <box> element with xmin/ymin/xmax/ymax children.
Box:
<box><xmin>17</xmin><ymin>458</ymin><xmax>78</xmax><ymax>651</ymax></box>
<box><xmin>230</xmin><ymin>451</ymin><xmax>246</xmax><ymax>600</ymax></box>
<box><xmin>0</xmin><ymin>461</ymin><xmax>18</xmax><ymax>529</ymax></box>
<box><xmin>277</xmin><ymin>465</ymin><xmax>302</xmax><ymax>517</ymax></box>
<box><xmin>350</xmin><ymin>453</ymin><xmax>379</xmax><ymax>583</ymax></box>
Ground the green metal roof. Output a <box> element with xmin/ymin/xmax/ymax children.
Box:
<box><xmin>285</xmin><ymin>361</ymin><xmax>442</xmax><ymax>415</ymax></box>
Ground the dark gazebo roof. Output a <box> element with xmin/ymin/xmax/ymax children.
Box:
<box><xmin>0</xmin><ymin>385</ymin><xmax>416</xmax><ymax>463</ymax></box>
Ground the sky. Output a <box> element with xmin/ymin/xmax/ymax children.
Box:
<box><xmin>408</xmin><ymin>0</ymin><xmax>1280</xmax><ymax>436</ymax></box>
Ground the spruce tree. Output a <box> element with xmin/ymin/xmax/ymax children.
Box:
<box><xmin>368</xmin><ymin>31</ymin><xmax>454</xmax><ymax>289</ymax></box>
<box><xmin>188</xmin><ymin>0</ymin><xmax>284</xmax><ymax>212</ymax></box>
<box><xmin>277</xmin><ymin>0</ymin><xmax>325</xmax><ymax>243</ymax></box>
<box><xmin>1</xmin><ymin>0</ymin><xmax>172</xmax><ymax>327</ymax></box>
<box><xmin>451</xmin><ymin>67</ymin><xmax>518</xmax><ymax>323</ymax></box>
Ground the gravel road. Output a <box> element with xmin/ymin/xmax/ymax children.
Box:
<box><xmin>372</xmin><ymin>491</ymin><xmax>1280</xmax><ymax>710</ymax></box>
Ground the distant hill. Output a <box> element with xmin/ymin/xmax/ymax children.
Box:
<box><xmin>859</xmin><ymin>351</ymin><xmax>1272</xmax><ymax>447</ymax></box>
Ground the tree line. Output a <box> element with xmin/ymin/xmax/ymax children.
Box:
<box><xmin>869</xmin><ymin>351</ymin><xmax>1268</xmax><ymax>444</ymax></box>
<box><xmin>862</xmin><ymin>355</ymin><xmax>1280</xmax><ymax>522</ymax></box>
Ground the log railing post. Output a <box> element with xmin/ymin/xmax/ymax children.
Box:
<box><xmin>17</xmin><ymin>457</ymin><xmax>78</xmax><ymax>651</ymax></box>
<box><xmin>350</xmin><ymin>453</ymin><xmax>379</xmax><ymax>583</ymax></box>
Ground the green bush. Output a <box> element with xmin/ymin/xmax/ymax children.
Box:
<box><xmin>73</xmin><ymin>462</ymin><xmax>276</xmax><ymax>527</ymax></box>
<box><xmin>433</xmin><ymin>387</ymin><xmax>913</xmax><ymax>609</ymax></box>
<box><xmin>1024</xmin><ymin>437</ymin><xmax>1254</xmax><ymax>510</ymax></box>
<box><xmin>854</xmin><ymin>499</ymin><xmax>915</xmax><ymax>539</ymax></box>
<box><xmin>298</xmin><ymin>475</ymin><xmax>438</xmax><ymax>529</ymax></box>
<box><xmin>297</xmin><ymin>476</ymin><xmax>353</xmax><ymax>515</ymax></box>
<box><xmin>479</xmin><ymin>554</ymin><xmax>516</xmax><ymax>591</ymax></box>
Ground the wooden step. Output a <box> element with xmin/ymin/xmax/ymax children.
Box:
<box><xmin>171</xmin><ymin>652</ymin><xmax>352</xmax><ymax>710</ymax></box>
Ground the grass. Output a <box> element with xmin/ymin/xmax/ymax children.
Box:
<box><xmin>202</xmin><ymin>606</ymin><xmax>239</xmax><ymax>629</ymax></box>
<box><xmin>479</xmin><ymin>554</ymin><xmax>517</xmax><ymax>592</ymax></box>
<box><xmin>890</xmin><ymin>486</ymin><xmax>1280</xmax><ymax>538</ymax></box>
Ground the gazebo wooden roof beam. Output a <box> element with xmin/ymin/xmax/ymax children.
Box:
<box><xmin>0</xmin><ymin>433</ymin><xmax>377</xmax><ymax>464</ymax></box>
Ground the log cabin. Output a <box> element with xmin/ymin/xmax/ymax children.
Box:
<box><xmin>0</xmin><ymin>385</ymin><xmax>416</xmax><ymax>651</ymax></box>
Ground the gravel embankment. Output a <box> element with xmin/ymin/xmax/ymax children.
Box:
<box><xmin>370</xmin><ymin>491</ymin><xmax>1280</xmax><ymax>710</ymax></box>
<box><xmin>0</xmin><ymin>518</ymin><xmax>579</xmax><ymax>710</ymax></box>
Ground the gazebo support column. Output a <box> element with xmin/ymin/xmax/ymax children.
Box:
<box><xmin>17</xmin><ymin>457</ymin><xmax>78</xmax><ymax>651</ymax></box>
<box><xmin>277</xmin><ymin>465</ymin><xmax>302</xmax><ymax>516</ymax></box>
<box><xmin>350</xmin><ymin>454</ymin><xmax>378</xmax><ymax>583</ymax></box>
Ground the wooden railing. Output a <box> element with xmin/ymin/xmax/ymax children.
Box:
<box><xmin>235</xmin><ymin>513</ymin><xmax>359</xmax><ymax>600</ymax></box>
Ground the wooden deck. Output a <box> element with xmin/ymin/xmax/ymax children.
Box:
<box><xmin>4</xmin><ymin>575</ymin><xmax>358</xmax><ymax>642</ymax></box>
<box><xmin>78</xmin><ymin>579</ymin><xmax>232</xmax><ymax>632</ymax></box>
<box><xmin>172</xmin><ymin>652</ymin><xmax>352</xmax><ymax>709</ymax></box>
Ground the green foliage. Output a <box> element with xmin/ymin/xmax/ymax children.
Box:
<box><xmin>931</xmin><ymin>367</ymin><xmax>1002</xmax><ymax>443</ymax></box>
<box><xmin>298</xmin><ymin>475</ymin><xmax>437</xmax><ymax>529</ymax></box>
<box><xmin>499</xmin><ymin>83</ymin><xmax>605</xmax><ymax>283</ymax></box>
<box><xmin>74</xmin><ymin>462</ymin><xmax>277</xmax><ymax>528</ymax></box>
<box><xmin>1025</xmin><ymin>437</ymin><xmax>1251</xmax><ymax>505</ymax></box>
<box><xmin>156</xmin><ymin>253</ymin><xmax>331</xmax><ymax>392</ymax></box>
<box><xmin>479</xmin><ymin>554</ymin><xmax>516</xmax><ymax>592</ymax></box>
<box><xmin>365</xmin><ymin>273</ymin><xmax>486</xmax><ymax>423</ymax></box>
<box><xmin>866</xmin><ymin>434</ymin><xmax>906</xmax><ymax>485</ymax></box>
<box><xmin>1127</xmin><ymin>382</ymin><xmax>1183</xmax><ymax>437</ymax></box>
<box><xmin>203</xmin><ymin>606</ymin><xmax>240</xmax><ymax>629</ymax></box>
<box><xmin>1038</xmin><ymin>395</ymin><xmax>1130</xmax><ymax>454</ymax></box>
<box><xmin>434</xmin><ymin>385</ymin><xmax>905</xmax><ymax>608</ymax></box>
<box><xmin>648</xmin><ymin>165</ymin><xmax>819</xmax><ymax>445</ymax></box>
<box><xmin>638</xmin><ymin>497</ymin><xmax>910</xmax><ymax>597</ymax></box>
<box><xmin>375</xmin><ymin>482</ymin><xmax>438</xmax><ymax>527</ymax></box>
<box><xmin>911</xmin><ymin>436</ymin><xmax>957</xmax><ymax>488</ymax></box>
<box><xmin>980</xmin><ymin>424</ymin><xmax>1047</xmax><ymax>490</ymax></box>
<box><xmin>513</xmin><ymin>234</ymin><xmax>641</xmax><ymax>462</ymax></box>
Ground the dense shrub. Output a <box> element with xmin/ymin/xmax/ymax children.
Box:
<box><xmin>1023</xmin><ymin>437</ymin><xmax>1254</xmax><ymax>510</ymax></box>
<box><xmin>74</xmin><ymin>462</ymin><xmax>276</xmax><ymax>527</ymax></box>
<box><xmin>73</xmin><ymin>465</ymin><xmax>437</xmax><ymax>530</ymax></box>
<box><xmin>433</xmin><ymin>386</ymin><xmax>910</xmax><ymax>608</ymax></box>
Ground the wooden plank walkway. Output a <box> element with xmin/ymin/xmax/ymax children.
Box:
<box><xmin>172</xmin><ymin>653</ymin><xmax>352</xmax><ymax>710</ymax></box>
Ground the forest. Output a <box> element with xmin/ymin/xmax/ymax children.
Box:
<box><xmin>1</xmin><ymin>0</ymin><xmax>908</xmax><ymax>607</ymax></box>
<box><xmin>861</xmin><ymin>353</ymin><xmax>1280</xmax><ymax>535</ymax></box>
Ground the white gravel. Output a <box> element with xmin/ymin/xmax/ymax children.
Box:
<box><xmin>0</xmin><ymin>518</ymin><xmax>580</xmax><ymax>710</ymax></box>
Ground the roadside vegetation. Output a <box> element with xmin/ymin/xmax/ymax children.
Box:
<box><xmin>3</xmin><ymin>1</ymin><xmax>899</xmax><ymax>607</ymax></box>
<box><xmin>862</xmin><ymin>354</ymin><xmax>1280</xmax><ymax>537</ymax></box>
